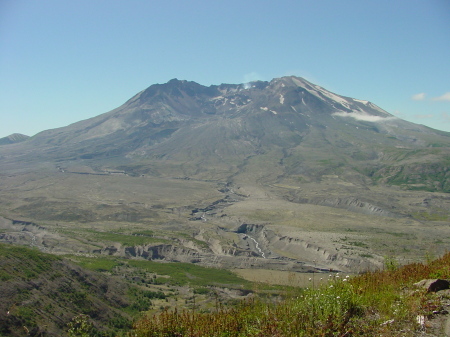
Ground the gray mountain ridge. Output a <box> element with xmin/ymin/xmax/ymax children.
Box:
<box><xmin>0</xmin><ymin>133</ymin><xmax>29</xmax><ymax>145</ymax></box>
<box><xmin>2</xmin><ymin>76</ymin><xmax>449</xmax><ymax>192</ymax></box>
<box><xmin>3</xmin><ymin>75</ymin><xmax>448</xmax><ymax>162</ymax></box>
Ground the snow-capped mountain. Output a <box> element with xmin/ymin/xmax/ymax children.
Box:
<box><xmin>1</xmin><ymin>76</ymin><xmax>449</xmax><ymax>192</ymax></box>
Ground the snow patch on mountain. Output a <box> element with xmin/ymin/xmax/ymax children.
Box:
<box><xmin>287</xmin><ymin>77</ymin><xmax>387</xmax><ymax>115</ymax></box>
<box><xmin>292</xmin><ymin>78</ymin><xmax>351</xmax><ymax>109</ymax></box>
<box><xmin>314</xmin><ymin>85</ymin><xmax>349</xmax><ymax>106</ymax></box>
<box><xmin>353</xmin><ymin>98</ymin><xmax>369</xmax><ymax>104</ymax></box>
<box><xmin>291</xmin><ymin>77</ymin><xmax>307</xmax><ymax>88</ymax></box>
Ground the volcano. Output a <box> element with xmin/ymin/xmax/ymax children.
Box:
<box><xmin>0</xmin><ymin>76</ymin><xmax>449</xmax><ymax>272</ymax></box>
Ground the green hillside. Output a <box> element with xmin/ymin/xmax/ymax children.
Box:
<box><xmin>0</xmin><ymin>244</ymin><xmax>132</xmax><ymax>336</ymax></box>
<box><xmin>0</xmin><ymin>243</ymin><xmax>254</xmax><ymax>336</ymax></box>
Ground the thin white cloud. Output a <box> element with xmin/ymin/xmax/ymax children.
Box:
<box><xmin>333</xmin><ymin>111</ymin><xmax>396</xmax><ymax>122</ymax></box>
<box><xmin>411</xmin><ymin>93</ymin><xmax>426</xmax><ymax>101</ymax></box>
<box><xmin>243</xmin><ymin>72</ymin><xmax>263</xmax><ymax>84</ymax></box>
<box><xmin>432</xmin><ymin>92</ymin><xmax>450</xmax><ymax>101</ymax></box>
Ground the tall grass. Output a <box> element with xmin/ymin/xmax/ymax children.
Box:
<box><xmin>131</xmin><ymin>252</ymin><xmax>450</xmax><ymax>336</ymax></box>
<box><xmin>128</xmin><ymin>260</ymin><xmax>252</xmax><ymax>287</ymax></box>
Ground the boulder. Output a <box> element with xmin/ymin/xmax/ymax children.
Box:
<box><xmin>414</xmin><ymin>279</ymin><xmax>450</xmax><ymax>293</ymax></box>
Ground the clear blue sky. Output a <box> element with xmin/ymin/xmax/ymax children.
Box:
<box><xmin>1</xmin><ymin>0</ymin><xmax>449</xmax><ymax>138</ymax></box>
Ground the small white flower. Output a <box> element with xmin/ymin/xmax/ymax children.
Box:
<box><xmin>381</xmin><ymin>319</ymin><xmax>395</xmax><ymax>326</ymax></box>
<box><xmin>343</xmin><ymin>279</ymin><xmax>347</xmax><ymax>282</ymax></box>
<box><xmin>336</xmin><ymin>296</ymin><xmax>340</xmax><ymax>299</ymax></box>
<box><xmin>329</xmin><ymin>285</ymin><xmax>334</xmax><ymax>288</ymax></box>
<box><xmin>309</xmin><ymin>278</ymin><xmax>312</xmax><ymax>281</ymax></box>
<box><xmin>416</xmin><ymin>315</ymin><xmax>425</xmax><ymax>326</ymax></box>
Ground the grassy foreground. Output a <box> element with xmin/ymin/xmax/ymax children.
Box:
<box><xmin>131</xmin><ymin>253</ymin><xmax>450</xmax><ymax>337</ymax></box>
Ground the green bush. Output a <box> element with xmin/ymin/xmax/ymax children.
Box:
<box><xmin>67</xmin><ymin>314</ymin><xmax>97</xmax><ymax>337</ymax></box>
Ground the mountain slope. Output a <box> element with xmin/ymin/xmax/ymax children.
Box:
<box><xmin>0</xmin><ymin>133</ymin><xmax>29</xmax><ymax>145</ymax></box>
<box><xmin>2</xmin><ymin>76</ymin><xmax>449</xmax><ymax>189</ymax></box>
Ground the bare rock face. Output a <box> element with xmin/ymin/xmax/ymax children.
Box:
<box><xmin>414</xmin><ymin>279</ymin><xmax>450</xmax><ymax>292</ymax></box>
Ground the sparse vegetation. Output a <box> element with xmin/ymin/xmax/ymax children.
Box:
<box><xmin>83</xmin><ymin>229</ymin><xmax>169</xmax><ymax>246</ymax></box>
<box><xmin>131</xmin><ymin>252</ymin><xmax>450</xmax><ymax>336</ymax></box>
<box><xmin>127</xmin><ymin>260</ymin><xmax>252</xmax><ymax>288</ymax></box>
<box><xmin>0</xmin><ymin>243</ymin><xmax>132</xmax><ymax>336</ymax></box>
<box><xmin>72</xmin><ymin>255</ymin><xmax>121</xmax><ymax>272</ymax></box>
<box><xmin>412</xmin><ymin>211</ymin><xmax>449</xmax><ymax>221</ymax></box>
<box><xmin>2</xmin><ymin>239</ymin><xmax>450</xmax><ymax>335</ymax></box>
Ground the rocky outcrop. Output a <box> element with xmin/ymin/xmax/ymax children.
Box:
<box><xmin>315</xmin><ymin>197</ymin><xmax>396</xmax><ymax>217</ymax></box>
<box><xmin>270</xmin><ymin>235</ymin><xmax>374</xmax><ymax>271</ymax></box>
<box><xmin>286</xmin><ymin>195</ymin><xmax>399</xmax><ymax>217</ymax></box>
<box><xmin>125</xmin><ymin>244</ymin><xmax>202</xmax><ymax>262</ymax></box>
<box><xmin>414</xmin><ymin>279</ymin><xmax>450</xmax><ymax>293</ymax></box>
<box><xmin>233</xmin><ymin>223</ymin><xmax>380</xmax><ymax>272</ymax></box>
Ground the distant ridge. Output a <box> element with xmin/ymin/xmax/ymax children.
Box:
<box><xmin>0</xmin><ymin>133</ymin><xmax>29</xmax><ymax>145</ymax></box>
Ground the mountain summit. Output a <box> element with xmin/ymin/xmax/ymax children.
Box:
<box><xmin>0</xmin><ymin>133</ymin><xmax>29</xmax><ymax>145</ymax></box>
<box><xmin>0</xmin><ymin>76</ymin><xmax>448</xmax><ymax>187</ymax></box>
<box><xmin>3</xmin><ymin>76</ymin><xmax>448</xmax><ymax>190</ymax></box>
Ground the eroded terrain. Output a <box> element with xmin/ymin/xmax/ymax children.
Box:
<box><xmin>1</xmin><ymin>162</ymin><xmax>449</xmax><ymax>282</ymax></box>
